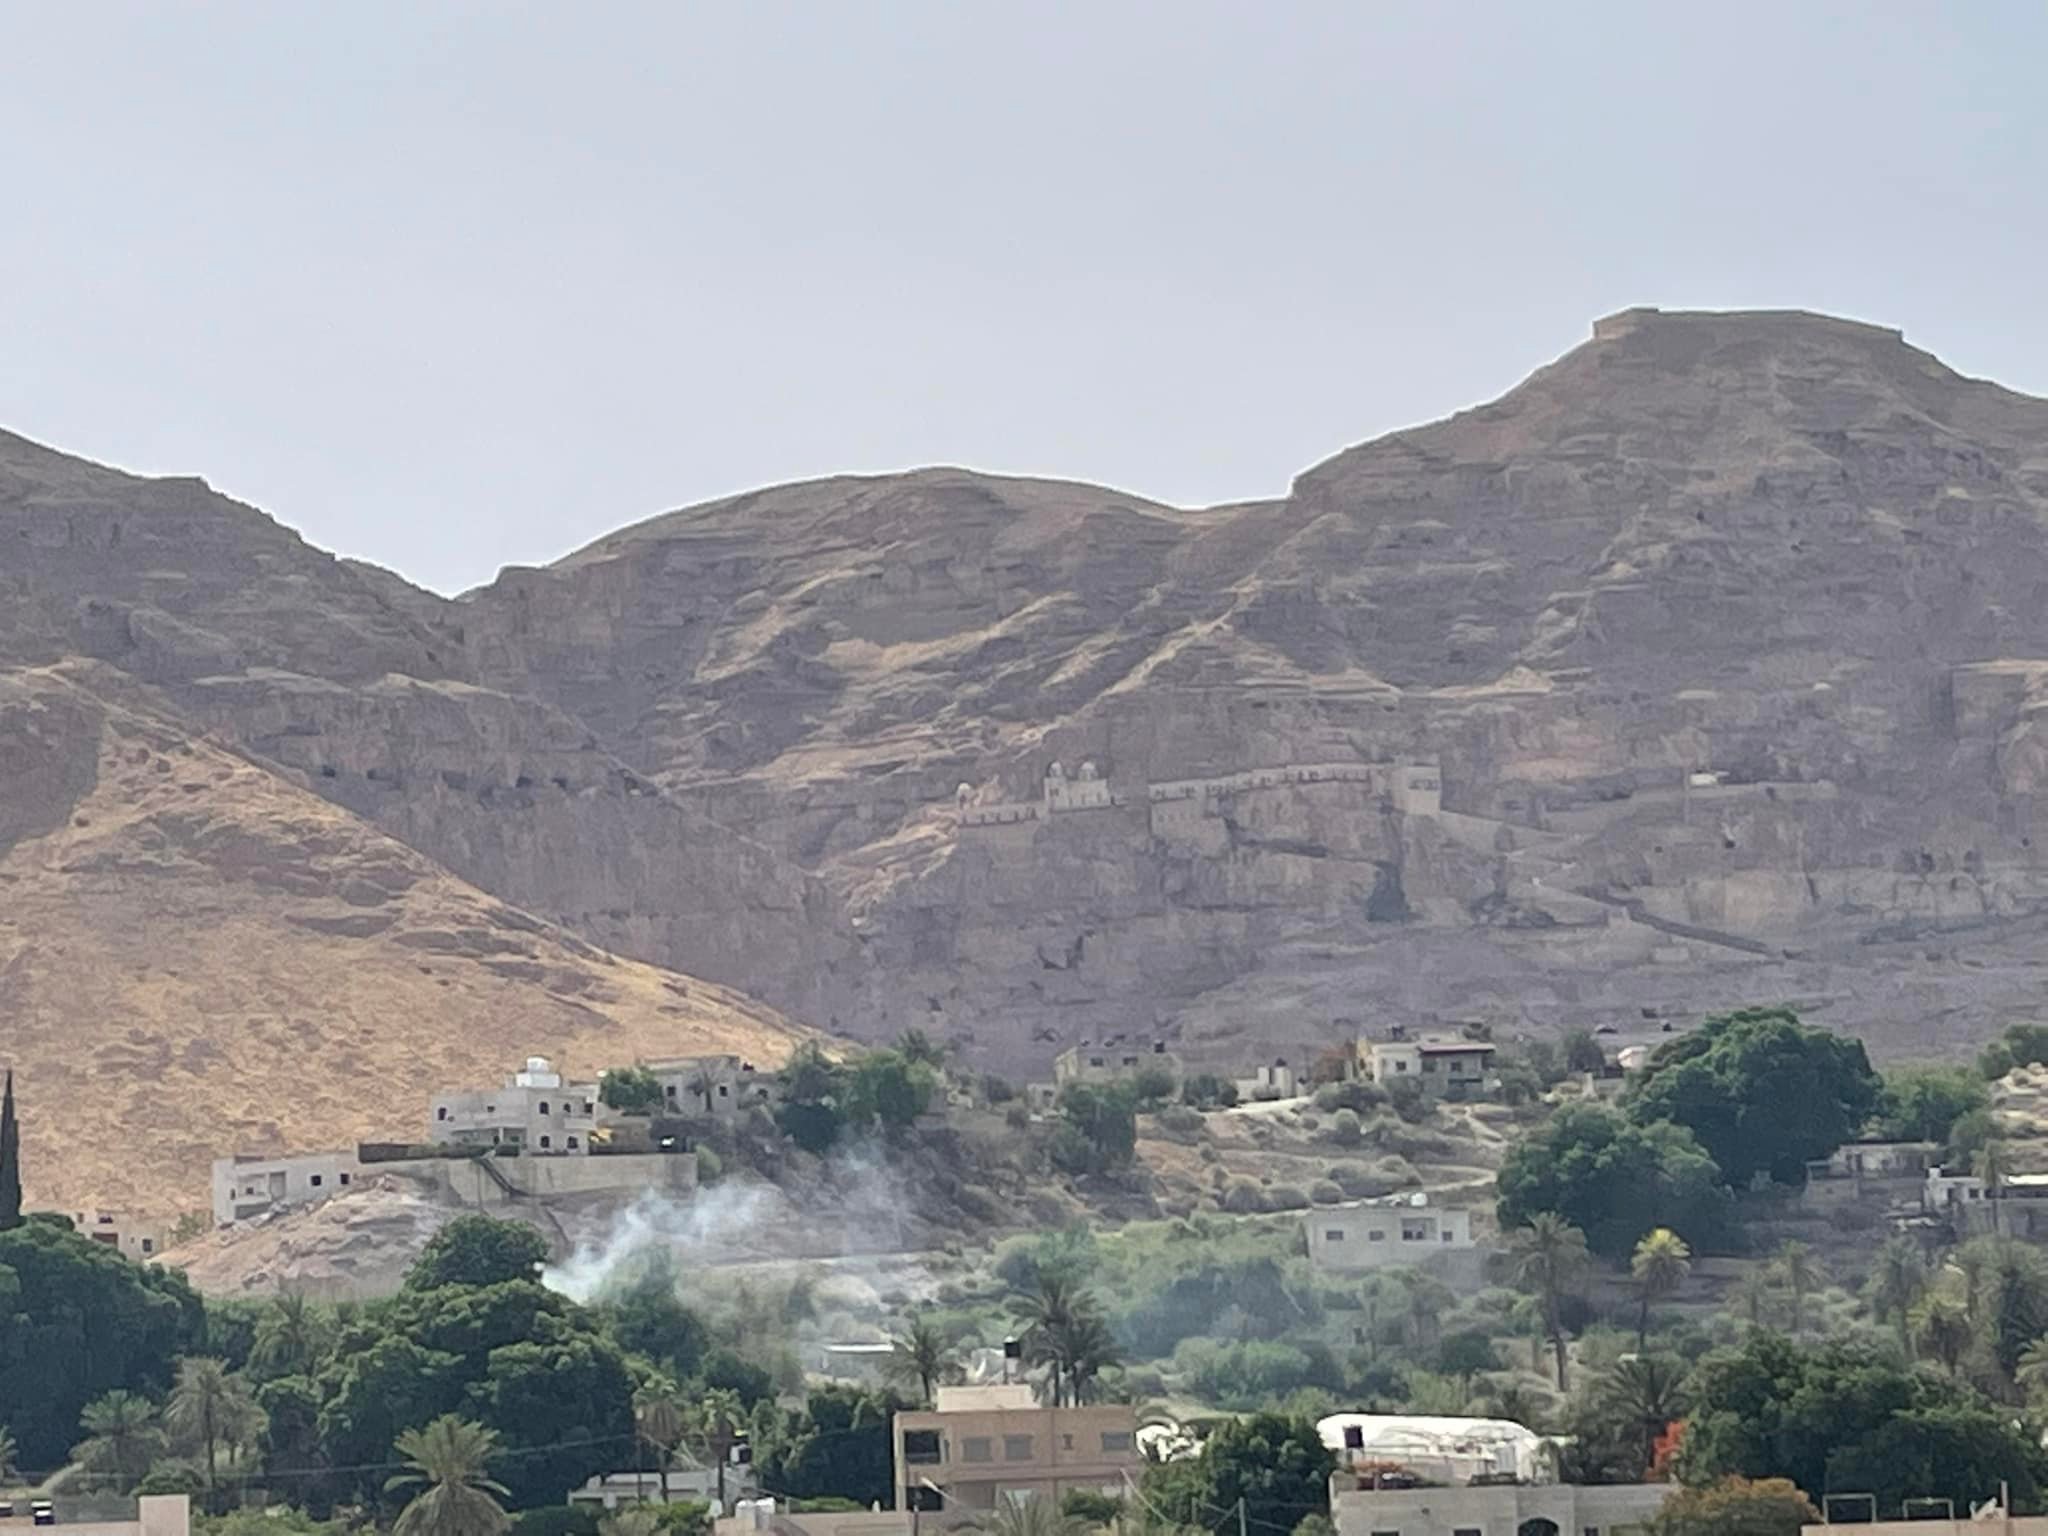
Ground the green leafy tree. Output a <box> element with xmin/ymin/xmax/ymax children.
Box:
<box><xmin>1060</xmin><ymin>1489</ymin><xmax>1123</xmax><ymax>1529</ymax></box>
<box><xmin>1631</xmin><ymin>1228</ymin><xmax>1692</xmax><ymax>1351</ymax></box>
<box><xmin>1728</xmin><ymin>1269</ymin><xmax>1777</xmax><ymax>1332</ymax></box>
<box><xmin>1911</xmin><ymin>1288</ymin><xmax>1972</xmax><ymax>1376</ymax></box>
<box><xmin>1563</xmin><ymin>1030</ymin><xmax>1608</xmax><ymax>1075</ymax></box>
<box><xmin>1628</xmin><ymin>1007</ymin><xmax>1880</xmax><ymax>1187</ymax></box>
<box><xmin>1051</xmin><ymin>1083</ymin><xmax>1138</xmax><ymax>1175</ymax></box>
<box><xmin>0</xmin><ymin>1220</ymin><xmax>205</xmax><ymax>1467</ymax></box>
<box><xmin>690</xmin><ymin>1389</ymin><xmax>746</xmax><ymax>1510</ymax></box>
<box><xmin>1874</xmin><ymin>1066</ymin><xmax>1988</xmax><ymax>1145</ymax></box>
<box><xmin>1507</xmin><ymin>1213</ymin><xmax>1591</xmax><ymax>1390</ymax></box>
<box><xmin>1979</xmin><ymin>1022</ymin><xmax>2048</xmax><ymax>1081</ymax></box>
<box><xmin>1652</xmin><ymin>1478</ymin><xmax>1819</xmax><ymax>1536</ymax></box>
<box><xmin>388</xmin><ymin>1416</ymin><xmax>510</xmax><ymax>1536</ymax></box>
<box><xmin>406</xmin><ymin>1216</ymin><xmax>549</xmax><ymax>1291</ymax></box>
<box><xmin>1976</xmin><ymin>1239</ymin><xmax>2048</xmax><ymax>1380</ymax></box>
<box><xmin>599</xmin><ymin>1068</ymin><xmax>666</xmax><ymax>1115</ymax></box>
<box><xmin>166</xmin><ymin>1358</ymin><xmax>267</xmax><ymax>1503</ymax></box>
<box><xmin>1181</xmin><ymin>1075</ymin><xmax>1239</xmax><ymax>1110</ymax></box>
<box><xmin>1187</xmin><ymin>1412</ymin><xmax>1335</xmax><ymax>1536</ymax></box>
<box><xmin>602</xmin><ymin>1250</ymin><xmax>710</xmax><ymax>1380</ymax></box>
<box><xmin>776</xmin><ymin>1043</ymin><xmax>849</xmax><ymax>1154</ymax></box>
<box><xmin>846</xmin><ymin>1051</ymin><xmax>936</xmax><ymax>1137</ymax></box>
<box><xmin>0</xmin><ymin>1071</ymin><xmax>21</xmax><ymax>1232</ymax></box>
<box><xmin>71</xmin><ymin>1389</ymin><xmax>167</xmax><ymax>1492</ymax></box>
<box><xmin>753</xmin><ymin>1386</ymin><xmax>904</xmax><ymax>1508</ymax></box>
<box><xmin>1496</xmin><ymin>1103</ymin><xmax>1732</xmax><ymax>1261</ymax></box>
<box><xmin>1678</xmin><ymin>1331</ymin><xmax>2048</xmax><ymax>1512</ymax></box>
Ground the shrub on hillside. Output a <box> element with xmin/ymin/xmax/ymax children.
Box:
<box><xmin>1310</xmin><ymin>1180</ymin><xmax>1345</xmax><ymax>1205</ymax></box>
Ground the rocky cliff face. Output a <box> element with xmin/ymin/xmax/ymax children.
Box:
<box><xmin>14</xmin><ymin>308</ymin><xmax>2048</xmax><ymax>1097</ymax></box>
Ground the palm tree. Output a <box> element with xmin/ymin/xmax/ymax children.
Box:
<box><xmin>251</xmin><ymin>1292</ymin><xmax>331</xmax><ymax>1378</ymax></box>
<box><xmin>387</xmin><ymin>1416</ymin><xmax>510</xmax><ymax>1536</ymax></box>
<box><xmin>1508</xmin><ymin>1213</ymin><xmax>1591</xmax><ymax>1390</ymax></box>
<box><xmin>1977</xmin><ymin>1142</ymin><xmax>2012</xmax><ymax>1237</ymax></box>
<box><xmin>1597</xmin><ymin>1355</ymin><xmax>1688</xmax><ymax>1475</ymax></box>
<box><xmin>887</xmin><ymin>1316</ymin><xmax>954</xmax><ymax>1405</ymax></box>
<box><xmin>1629</xmin><ymin>1229</ymin><xmax>1693</xmax><ymax>1352</ymax></box>
<box><xmin>632</xmin><ymin>1373</ymin><xmax>687</xmax><ymax>1501</ymax></box>
<box><xmin>1011</xmin><ymin>1267</ymin><xmax>1105</xmax><ymax>1406</ymax></box>
<box><xmin>1865</xmin><ymin>1237</ymin><xmax>1928</xmax><ymax>1355</ymax></box>
<box><xmin>688</xmin><ymin>1071</ymin><xmax>716</xmax><ymax>1116</ymax></box>
<box><xmin>691</xmin><ymin>1388</ymin><xmax>746</xmax><ymax>1510</ymax></box>
<box><xmin>71</xmin><ymin>1390</ymin><xmax>166</xmax><ymax>1492</ymax></box>
<box><xmin>963</xmin><ymin>1501</ymin><xmax>1088</xmax><ymax>1536</ymax></box>
<box><xmin>1054</xmin><ymin>1312</ymin><xmax>1124</xmax><ymax>1405</ymax></box>
<box><xmin>1774</xmin><ymin>1242</ymin><xmax>1826</xmax><ymax>1333</ymax></box>
<box><xmin>0</xmin><ymin>1425</ymin><xmax>17</xmax><ymax>1488</ymax></box>
<box><xmin>165</xmin><ymin>1358</ymin><xmax>266</xmax><ymax>1500</ymax></box>
<box><xmin>2016</xmin><ymin>1336</ymin><xmax>2048</xmax><ymax>1404</ymax></box>
<box><xmin>1911</xmin><ymin>1290</ymin><xmax>1973</xmax><ymax>1376</ymax></box>
<box><xmin>1729</xmin><ymin>1268</ymin><xmax>1777</xmax><ymax>1331</ymax></box>
<box><xmin>1473</xmin><ymin>1379</ymin><xmax>1556</xmax><ymax>1434</ymax></box>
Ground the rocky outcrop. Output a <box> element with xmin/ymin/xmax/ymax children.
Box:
<box><xmin>16</xmin><ymin>309</ymin><xmax>2048</xmax><ymax>1083</ymax></box>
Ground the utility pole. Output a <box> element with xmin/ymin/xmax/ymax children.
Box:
<box><xmin>1237</xmin><ymin>1499</ymin><xmax>1248</xmax><ymax>1536</ymax></box>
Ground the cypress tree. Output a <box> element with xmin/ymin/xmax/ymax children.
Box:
<box><xmin>0</xmin><ymin>1069</ymin><xmax>21</xmax><ymax>1230</ymax></box>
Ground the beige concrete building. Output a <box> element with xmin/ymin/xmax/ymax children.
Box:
<box><xmin>0</xmin><ymin>1496</ymin><xmax>190</xmax><ymax>1536</ymax></box>
<box><xmin>211</xmin><ymin>1149</ymin><xmax>362</xmax><ymax>1226</ymax></box>
<box><xmin>69</xmin><ymin>1211</ymin><xmax>163</xmax><ymax>1263</ymax></box>
<box><xmin>1803</xmin><ymin>1510</ymin><xmax>2048</xmax><ymax>1536</ymax></box>
<box><xmin>645</xmin><ymin>1054</ymin><xmax>779</xmax><ymax>1117</ymax></box>
<box><xmin>1053</xmin><ymin>1041</ymin><xmax>1180</xmax><ymax>1090</ymax></box>
<box><xmin>1307</xmin><ymin>1198</ymin><xmax>1475</xmax><ymax>1273</ymax></box>
<box><xmin>1331</xmin><ymin>1480</ymin><xmax>1667</xmax><ymax>1536</ymax></box>
<box><xmin>892</xmin><ymin>1385</ymin><xmax>1140</xmax><ymax>1512</ymax></box>
<box><xmin>1361</xmin><ymin>1038</ymin><xmax>1495</xmax><ymax>1099</ymax></box>
<box><xmin>431</xmin><ymin>1056</ymin><xmax>597</xmax><ymax>1154</ymax></box>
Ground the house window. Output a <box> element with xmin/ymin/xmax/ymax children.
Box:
<box><xmin>340</xmin><ymin>1173</ymin><xmax>351</xmax><ymax>1186</ymax></box>
<box><xmin>1062</xmin><ymin>1434</ymin><xmax>1074</xmax><ymax>1450</ymax></box>
<box><xmin>1003</xmin><ymin>1435</ymin><xmax>1035</xmax><ymax>1462</ymax></box>
<box><xmin>311</xmin><ymin>1175</ymin><xmax>323</xmax><ymax>1188</ymax></box>
<box><xmin>1422</xmin><ymin>1057</ymin><xmax>1437</xmax><ymax>1073</ymax></box>
<box><xmin>718</xmin><ymin>1084</ymin><xmax>729</xmax><ymax>1098</ymax></box>
<box><xmin>1585</xmin><ymin>1527</ymin><xmax>1602</xmax><ymax>1536</ymax></box>
<box><xmin>1089</xmin><ymin>1056</ymin><xmax>1105</xmax><ymax>1068</ymax></box>
<box><xmin>567</xmin><ymin>1136</ymin><xmax>580</xmax><ymax>1150</ymax></box>
<box><xmin>1371</xmin><ymin>1528</ymin><xmax>1401</xmax><ymax>1536</ymax></box>
<box><xmin>1326</xmin><ymin>1230</ymin><xmax>1346</xmax><ymax>1242</ymax></box>
<box><xmin>1455</xmin><ymin>1528</ymin><xmax>1483</xmax><ymax>1536</ymax></box>
<box><xmin>1100</xmin><ymin>1432</ymin><xmax>1134</xmax><ymax>1454</ymax></box>
<box><xmin>1401</xmin><ymin>1220</ymin><xmax>1428</xmax><ymax>1242</ymax></box>
<box><xmin>666</xmin><ymin>1085</ymin><xmax>679</xmax><ymax>1098</ymax></box>
<box><xmin>582</xmin><ymin>1100</ymin><xmax>594</xmax><ymax>1114</ymax></box>
<box><xmin>903</xmin><ymin>1431</ymin><xmax>942</xmax><ymax>1465</ymax></box>
<box><xmin>539</xmin><ymin>1135</ymin><xmax>552</xmax><ymax>1149</ymax></box>
<box><xmin>141</xmin><ymin>1238</ymin><xmax>155</xmax><ymax>1254</ymax></box>
<box><xmin>1367</xmin><ymin>1230</ymin><xmax>1386</xmax><ymax>1242</ymax></box>
<box><xmin>1121</xmin><ymin>1056</ymin><xmax>1139</xmax><ymax>1068</ymax></box>
<box><xmin>961</xmin><ymin>1438</ymin><xmax>992</xmax><ymax>1463</ymax></box>
<box><xmin>1442</xmin><ymin>1230</ymin><xmax>1455</xmax><ymax>1242</ymax></box>
<box><xmin>1393</xmin><ymin>1060</ymin><xmax>1408</xmax><ymax>1073</ymax></box>
<box><xmin>437</xmin><ymin>1107</ymin><xmax>449</xmax><ymax>1121</ymax></box>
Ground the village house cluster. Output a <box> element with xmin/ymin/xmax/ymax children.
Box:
<box><xmin>209</xmin><ymin>1051</ymin><xmax>773</xmax><ymax>1228</ymax></box>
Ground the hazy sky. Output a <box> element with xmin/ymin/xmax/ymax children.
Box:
<box><xmin>3</xmin><ymin>2</ymin><xmax>2044</xmax><ymax>594</ymax></box>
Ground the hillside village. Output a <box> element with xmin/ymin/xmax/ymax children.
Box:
<box><xmin>16</xmin><ymin>1002</ymin><xmax>2048</xmax><ymax>1536</ymax></box>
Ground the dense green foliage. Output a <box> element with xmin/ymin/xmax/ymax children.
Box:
<box><xmin>1629</xmin><ymin>1007</ymin><xmax>1880</xmax><ymax>1187</ymax></box>
<box><xmin>407</xmin><ymin>1217</ymin><xmax>551</xmax><ymax>1291</ymax></box>
<box><xmin>0</xmin><ymin>1072</ymin><xmax>21</xmax><ymax>1233</ymax></box>
<box><xmin>1873</xmin><ymin>1066</ymin><xmax>1988</xmax><ymax>1146</ymax></box>
<box><xmin>0</xmin><ymin>1219</ymin><xmax>206</xmax><ymax>1467</ymax></box>
<box><xmin>598</xmin><ymin>1068</ymin><xmax>666</xmax><ymax>1115</ymax></box>
<box><xmin>1496</xmin><ymin>1103</ymin><xmax>1731</xmax><ymax>1261</ymax></box>
<box><xmin>1051</xmin><ymin>1083</ymin><xmax>1139</xmax><ymax>1175</ymax></box>
<box><xmin>1653</xmin><ymin>1478</ymin><xmax>1818</xmax><ymax>1536</ymax></box>
<box><xmin>774</xmin><ymin>1044</ymin><xmax>935</xmax><ymax>1153</ymax></box>
<box><xmin>753</xmin><ymin>1385</ymin><xmax>907</xmax><ymax>1508</ymax></box>
<box><xmin>1153</xmin><ymin>1412</ymin><xmax>1334</xmax><ymax>1535</ymax></box>
<box><xmin>1679</xmin><ymin>1332</ymin><xmax>2048</xmax><ymax>1512</ymax></box>
<box><xmin>1979</xmin><ymin>1022</ymin><xmax>2048</xmax><ymax>1081</ymax></box>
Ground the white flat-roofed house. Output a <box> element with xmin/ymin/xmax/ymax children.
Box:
<box><xmin>431</xmin><ymin>1056</ymin><xmax>596</xmax><ymax>1154</ymax></box>
<box><xmin>210</xmin><ymin>1150</ymin><xmax>362</xmax><ymax>1226</ymax></box>
<box><xmin>1306</xmin><ymin>1197</ymin><xmax>1475</xmax><ymax>1273</ymax></box>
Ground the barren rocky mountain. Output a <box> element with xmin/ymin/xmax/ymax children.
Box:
<box><xmin>0</xmin><ymin>662</ymin><xmax>807</xmax><ymax>1221</ymax></box>
<box><xmin>12</xmin><ymin>306</ymin><xmax>2048</xmax><ymax>1134</ymax></box>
